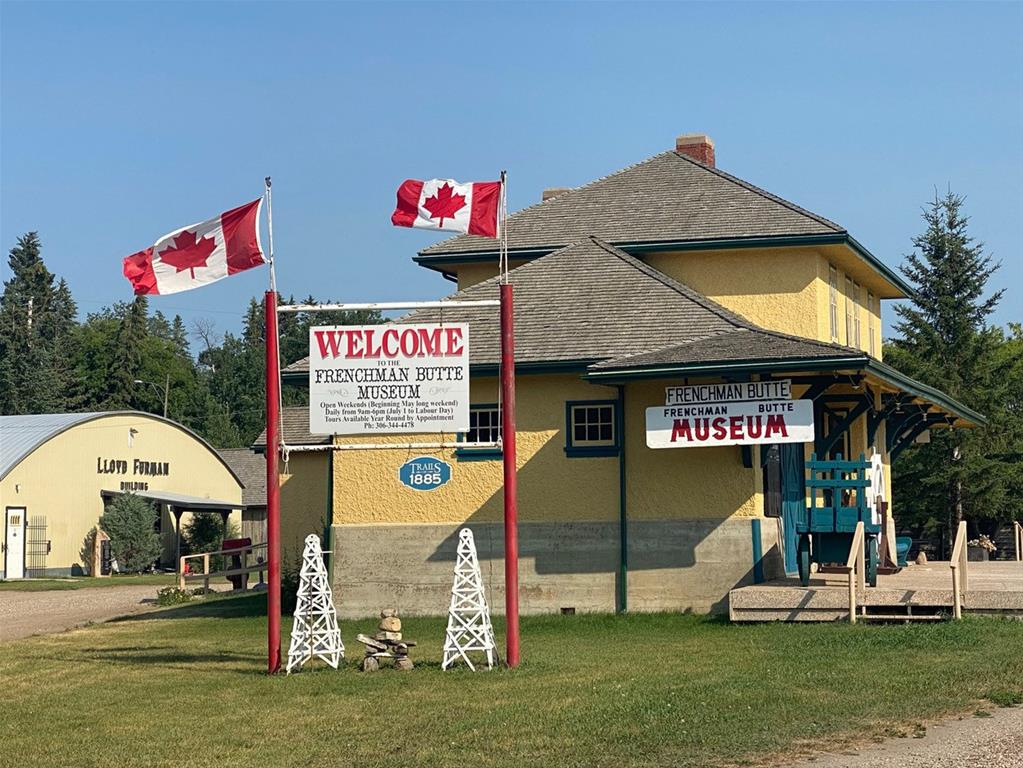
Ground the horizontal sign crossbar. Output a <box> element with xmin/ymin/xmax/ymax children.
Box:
<box><xmin>278</xmin><ymin>300</ymin><xmax>500</xmax><ymax>313</ymax></box>
<box><xmin>283</xmin><ymin>441</ymin><xmax>500</xmax><ymax>453</ymax></box>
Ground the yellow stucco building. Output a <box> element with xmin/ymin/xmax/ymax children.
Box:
<box><xmin>278</xmin><ymin>133</ymin><xmax>980</xmax><ymax>618</ymax></box>
<box><xmin>1</xmin><ymin>411</ymin><xmax>243</xmax><ymax>578</ymax></box>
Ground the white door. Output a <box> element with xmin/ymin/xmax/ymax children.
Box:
<box><xmin>4</xmin><ymin>508</ymin><xmax>26</xmax><ymax>580</ymax></box>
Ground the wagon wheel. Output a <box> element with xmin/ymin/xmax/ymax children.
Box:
<box><xmin>866</xmin><ymin>536</ymin><xmax>879</xmax><ymax>588</ymax></box>
<box><xmin>797</xmin><ymin>534</ymin><xmax>812</xmax><ymax>587</ymax></box>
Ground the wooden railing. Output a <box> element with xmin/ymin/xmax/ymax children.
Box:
<box><xmin>178</xmin><ymin>541</ymin><xmax>267</xmax><ymax>592</ymax></box>
<box><xmin>1015</xmin><ymin>521</ymin><xmax>1023</xmax><ymax>562</ymax></box>
<box><xmin>949</xmin><ymin>521</ymin><xmax>969</xmax><ymax>620</ymax></box>
<box><xmin>837</xmin><ymin>521</ymin><xmax>866</xmax><ymax>624</ymax></box>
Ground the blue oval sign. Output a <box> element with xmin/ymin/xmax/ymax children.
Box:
<box><xmin>398</xmin><ymin>456</ymin><xmax>451</xmax><ymax>491</ymax></box>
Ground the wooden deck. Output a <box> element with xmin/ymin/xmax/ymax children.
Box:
<box><xmin>729</xmin><ymin>560</ymin><xmax>1023</xmax><ymax>622</ymax></box>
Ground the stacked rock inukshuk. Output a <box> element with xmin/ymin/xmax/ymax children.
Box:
<box><xmin>356</xmin><ymin>609</ymin><xmax>416</xmax><ymax>671</ymax></box>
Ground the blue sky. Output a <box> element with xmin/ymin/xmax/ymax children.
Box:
<box><xmin>2</xmin><ymin>1</ymin><xmax>1020</xmax><ymax>342</ymax></box>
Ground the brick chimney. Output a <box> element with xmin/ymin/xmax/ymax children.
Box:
<box><xmin>675</xmin><ymin>133</ymin><xmax>715</xmax><ymax>167</ymax></box>
<box><xmin>542</xmin><ymin>187</ymin><xmax>571</xmax><ymax>202</ymax></box>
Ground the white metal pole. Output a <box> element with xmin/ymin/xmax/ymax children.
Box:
<box><xmin>500</xmin><ymin>170</ymin><xmax>508</xmax><ymax>282</ymax></box>
<box><xmin>265</xmin><ymin>177</ymin><xmax>277</xmax><ymax>293</ymax></box>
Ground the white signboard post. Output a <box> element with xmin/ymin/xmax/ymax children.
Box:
<box><xmin>309</xmin><ymin>323</ymin><xmax>470</xmax><ymax>435</ymax></box>
<box><xmin>646</xmin><ymin>378</ymin><xmax>814</xmax><ymax>449</ymax></box>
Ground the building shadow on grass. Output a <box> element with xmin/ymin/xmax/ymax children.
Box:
<box><xmin>35</xmin><ymin>647</ymin><xmax>264</xmax><ymax>675</ymax></box>
<box><xmin>80</xmin><ymin>649</ymin><xmax>262</xmax><ymax>666</ymax></box>
<box><xmin>111</xmin><ymin>593</ymin><xmax>266</xmax><ymax>623</ymax></box>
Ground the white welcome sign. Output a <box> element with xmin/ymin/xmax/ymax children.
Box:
<box><xmin>309</xmin><ymin>323</ymin><xmax>470</xmax><ymax>435</ymax></box>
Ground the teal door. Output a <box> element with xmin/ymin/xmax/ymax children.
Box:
<box><xmin>780</xmin><ymin>443</ymin><xmax>805</xmax><ymax>574</ymax></box>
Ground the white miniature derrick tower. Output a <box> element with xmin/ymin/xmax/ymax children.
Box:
<box><xmin>442</xmin><ymin>527</ymin><xmax>497</xmax><ymax>671</ymax></box>
<box><xmin>286</xmin><ymin>534</ymin><xmax>344</xmax><ymax>674</ymax></box>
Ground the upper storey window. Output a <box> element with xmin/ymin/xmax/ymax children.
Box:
<box><xmin>829</xmin><ymin>266</ymin><xmax>839</xmax><ymax>341</ymax></box>
<box><xmin>852</xmin><ymin>281</ymin><xmax>862</xmax><ymax>348</ymax></box>
<box><xmin>845</xmin><ymin>276</ymin><xmax>856</xmax><ymax>346</ymax></box>
<box><xmin>867</xmin><ymin>292</ymin><xmax>878</xmax><ymax>357</ymax></box>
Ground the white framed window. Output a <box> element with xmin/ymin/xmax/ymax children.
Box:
<box><xmin>456</xmin><ymin>404</ymin><xmax>503</xmax><ymax>461</ymax></box>
<box><xmin>867</xmin><ymin>291</ymin><xmax>877</xmax><ymax>357</ymax></box>
<box><xmin>566</xmin><ymin>400</ymin><xmax>619</xmax><ymax>456</ymax></box>
<box><xmin>829</xmin><ymin>266</ymin><xmax>839</xmax><ymax>341</ymax></box>
<box><xmin>845</xmin><ymin>276</ymin><xmax>855</xmax><ymax>345</ymax></box>
<box><xmin>467</xmin><ymin>404</ymin><xmax>501</xmax><ymax>444</ymax></box>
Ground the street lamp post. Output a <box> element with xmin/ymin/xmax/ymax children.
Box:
<box><xmin>134</xmin><ymin>374</ymin><xmax>170</xmax><ymax>418</ymax></box>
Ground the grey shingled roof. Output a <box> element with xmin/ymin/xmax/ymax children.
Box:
<box><xmin>252</xmin><ymin>406</ymin><xmax>331</xmax><ymax>449</ymax></box>
<box><xmin>284</xmin><ymin>237</ymin><xmax>756</xmax><ymax>374</ymax></box>
<box><xmin>419</xmin><ymin>151</ymin><xmax>844</xmax><ymax>258</ymax></box>
<box><xmin>590</xmin><ymin>328</ymin><xmax>866</xmax><ymax>372</ymax></box>
<box><xmin>217</xmin><ymin>448</ymin><xmax>267</xmax><ymax>507</ymax></box>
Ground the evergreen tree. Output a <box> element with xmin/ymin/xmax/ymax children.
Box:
<box><xmin>99</xmin><ymin>494</ymin><xmax>162</xmax><ymax>573</ymax></box>
<box><xmin>0</xmin><ymin>233</ymin><xmax>76</xmax><ymax>413</ymax></box>
<box><xmin>886</xmin><ymin>191</ymin><xmax>1016</xmax><ymax>546</ymax></box>
<box><xmin>170</xmin><ymin>314</ymin><xmax>189</xmax><ymax>355</ymax></box>
<box><xmin>104</xmin><ymin>296</ymin><xmax>149</xmax><ymax>409</ymax></box>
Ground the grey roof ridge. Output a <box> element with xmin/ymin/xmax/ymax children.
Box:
<box><xmin>737</xmin><ymin>326</ymin><xmax>865</xmax><ymax>356</ymax></box>
<box><xmin>420</xmin><ymin>150</ymin><xmax>688</xmax><ymax>255</ymax></box>
<box><xmin>667</xmin><ymin>151</ymin><xmax>846</xmax><ymax>234</ymax></box>
<box><xmin>591</xmin><ymin>325</ymin><xmax>867</xmax><ymax>370</ymax></box>
<box><xmin>420</xmin><ymin>148</ymin><xmax>846</xmax><ymax>257</ymax></box>
<box><xmin>420</xmin><ymin>235</ymin><xmax>765</xmax><ymax>338</ymax></box>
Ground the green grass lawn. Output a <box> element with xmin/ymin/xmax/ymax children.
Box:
<box><xmin>1</xmin><ymin>596</ymin><xmax>1020</xmax><ymax>768</ymax></box>
<box><xmin>0</xmin><ymin>573</ymin><xmax>187</xmax><ymax>591</ymax></box>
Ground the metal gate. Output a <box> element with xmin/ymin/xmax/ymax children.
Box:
<box><xmin>26</xmin><ymin>516</ymin><xmax>51</xmax><ymax>578</ymax></box>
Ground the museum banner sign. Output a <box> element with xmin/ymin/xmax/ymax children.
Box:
<box><xmin>309</xmin><ymin>323</ymin><xmax>470</xmax><ymax>435</ymax></box>
<box><xmin>646</xmin><ymin>379</ymin><xmax>814</xmax><ymax>449</ymax></box>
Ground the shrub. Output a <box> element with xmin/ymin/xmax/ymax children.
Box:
<box><xmin>155</xmin><ymin>586</ymin><xmax>193</xmax><ymax>606</ymax></box>
<box><xmin>98</xmin><ymin>494</ymin><xmax>161</xmax><ymax>573</ymax></box>
<box><xmin>281</xmin><ymin>555</ymin><xmax>300</xmax><ymax>615</ymax></box>
<box><xmin>182</xmin><ymin>514</ymin><xmax>240</xmax><ymax>573</ymax></box>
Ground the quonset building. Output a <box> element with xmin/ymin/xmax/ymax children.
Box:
<box><xmin>1</xmin><ymin>411</ymin><xmax>243</xmax><ymax>578</ymax></box>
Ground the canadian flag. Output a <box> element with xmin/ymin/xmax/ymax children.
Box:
<box><xmin>391</xmin><ymin>179</ymin><xmax>501</xmax><ymax>238</ymax></box>
<box><xmin>122</xmin><ymin>199</ymin><xmax>265</xmax><ymax>295</ymax></box>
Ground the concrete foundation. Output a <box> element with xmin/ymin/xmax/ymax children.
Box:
<box><xmin>330</xmin><ymin>517</ymin><xmax>785</xmax><ymax>618</ymax></box>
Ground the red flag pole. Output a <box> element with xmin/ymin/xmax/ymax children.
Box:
<box><xmin>499</xmin><ymin>171</ymin><xmax>520</xmax><ymax>668</ymax></box>
<box><xmin>264</xmin><ymin>177</ymin><xmax>282</xmax><ymax>674</ymax></box>
<box><xmin>500</xmin><ymin>283</ymin><xmax>519</xmax><ymax>667</ymax></box>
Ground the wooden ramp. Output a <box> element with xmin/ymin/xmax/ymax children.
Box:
<box><xmin>729</xmin><ymin>561</ymin><xmax>1023</xmax><ymax>622</ymax></box>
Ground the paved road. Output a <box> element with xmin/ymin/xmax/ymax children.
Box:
<box><xmin>784</xmin><ymin>705</ymin><xmax>1023</xmax><ymax>768</ymax></box>
<box><xmin>0</xmin><ymin>585</ymin><xmax>169</xmax><ymax>642</ymax></box>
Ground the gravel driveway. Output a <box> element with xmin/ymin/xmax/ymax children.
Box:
<box><xmin>783</xmin><ymin>705</ymin><xmax>1023</xmax><ymax>768</ymax></box>
<box><xmin>0</xmin><ymin>585</ymin><xmax>171</xmax><ymax>642</ymax></box>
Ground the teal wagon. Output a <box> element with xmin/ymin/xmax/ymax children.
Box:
<box><xmin>796</xmin><ymin>453</ymin><xmax>880</xmax><ymax>587</ymax></box>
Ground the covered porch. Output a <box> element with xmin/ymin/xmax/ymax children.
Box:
<box><xmin>585</xmin><ymin>329</ymin><xmax>985</xmax><ymax>606</ymax></box>
<box><xmin>101</xmin><ymin>488</ymin><xmax>244</xmax><ymax>569</ymax></box>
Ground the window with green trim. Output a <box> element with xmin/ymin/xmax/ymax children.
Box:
<box><xmin>456</xmin><ymin>404</ymin><xmax>502</xmax><ymax>461</ymax></box>
<box><xmin>468</xmin><ymin>404</ymin><xmax>501</xmax><ymax>444</ymax></box>
<box><xmin>566</xmin><ymin>400</ymin><xmax>619</xmax><ymax>456</ymax></box>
